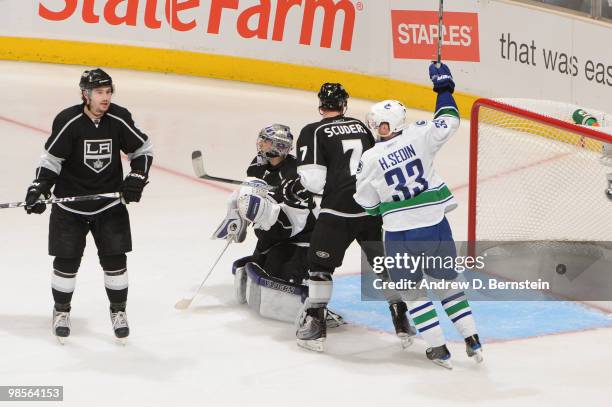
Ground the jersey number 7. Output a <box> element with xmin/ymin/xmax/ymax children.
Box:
<box><xmin>384</xmin><ymin>159</ymin><xmax>428</xmax><ymax>202</ymax></box>
<box><xmin>341</xmin><ymin>139</ymin><xmax>363</xmax><ymax>176</ymax></box>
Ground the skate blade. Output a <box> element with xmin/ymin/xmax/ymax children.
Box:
<box><xmin>297</xmin><ymin>338</ymin><xmax>325</xmax><ymax>352</ymax></box>
<box><xmin>115</xmin><ymin>337</ymin><xmax>128</xmax><ymax>346</ymax></box>
<box><xmin>56</xmin><ymin>336</ymin><xmax>66</xmax><ymax>345</ymax></box>
<box><xmin>325</xmin><ymin>318</ymin><xmax>346</xmax><ymax>329</ymax></box>
<box><xmin>399</xmin><ymin>335</ymin><xmax>414</xmax><ymax>350</ymax></box>
<box><xmin>469</xmin><ymin>349</ymin><xmax>484</xmax><ymax>363</ymax></box>
<box><xmin>431</xmin><ymin>359</ymin><xmax>453</xmax><ymax>370</ymax></box>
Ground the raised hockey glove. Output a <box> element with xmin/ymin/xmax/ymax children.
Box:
<box><xmin>24</xmin><ymin>180</ymin><xmax>52</xmax><ymax>214</ymax></box>
<box><xmin>120</xmin><ymin>171</ymin><xmax>148</xmax><ymax>204</ymax></box>
<box><xmin>279</xmin><ymin>176</ymin><xmax>310</xmax><ymax>207</ymax></box>
<box><xmin>429</xmin><ymin>62</ymin><xmax>455</xmax><ymax>94</ymax></box>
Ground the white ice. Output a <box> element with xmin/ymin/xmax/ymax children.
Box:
<box><xmin>0</xmin><ymin>61</ymin><xmax>610</xmax><ymax>407</ymax></box>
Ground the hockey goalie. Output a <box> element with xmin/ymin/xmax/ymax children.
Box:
<box><xmin>211</xmin><ymin>124</ymin><xmax>343</xmax><ymax>327</ymax></box>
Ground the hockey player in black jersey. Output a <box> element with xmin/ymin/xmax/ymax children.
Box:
<box><xmin>24</xmin><ymin>69</ymin><xmax>153</xmax><ymax>343</ymax></box>
<box><xmin>282</xmin><ymin>83</ymin><xmax>414</xmax><ymax>352</ymax></box>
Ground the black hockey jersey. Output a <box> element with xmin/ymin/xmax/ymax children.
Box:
<box><xmin>246</xmin><ymin>154</ymin><xmax>316</xmax><ymax>253</ymax></box>
<box><xmin>35</xmin><ymin>103</ymin><xmax>153</xmax><ymax>214</ymax></box>
<box><xmin>296</xmin><ymin>116</ymin><xmax>375</xmax><ymax>216</ymax></box>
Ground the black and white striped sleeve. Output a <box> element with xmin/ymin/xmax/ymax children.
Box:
<box><xmin>111</xmin><ymin>109</ymin><xmax>153</xmax><ymax>175</ymax></box>
<box><xmin>36</xmin><ymin>112</ymin><xmax>80</xmax><ymax>184</ymax></box>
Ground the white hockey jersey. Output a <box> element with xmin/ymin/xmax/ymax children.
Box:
<box><xmin>354</xmin><ymin>116</ymin><xmax>460</xmax><ymax>232</ymax></box>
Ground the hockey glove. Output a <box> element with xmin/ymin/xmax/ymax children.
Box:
<box><xmin>24</xmin><ymin>180</ymin><xmax>52</xmax><ymax>214</ymax></box>
<box><xmin>429</xmin><ymin>63</ymin><xmax>455</xmax><ymax>94</ymax></box>
<box><xmin>279</xmin><ymin>176</ymin><xmax>310</xmax><ymax>207</ymax></box>
<box><xmin>120</xmin><ymin>171</ymin><xmax>148</xmax><ymax>204</ymax></box>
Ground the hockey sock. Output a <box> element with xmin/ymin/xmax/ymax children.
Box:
<box><xmin>307</xmin><ymin>271</ymin><xmax>333</xmax><ymax>308</ymax></box>
<box><xmin>52</xmin><ymin>257</ymin><xmax>81</xmax><ymax>311</ymax></box>
<box><xmin>408</xmin><ymin>298</ymin><xmax>446</xmax><ymax>347</ymax></box>
<box><xmin>100</xmin><ymin>254</ymin><xmax>128</xmax><ymax>310</ymax></box>
<box><xmin>441</xmin><ymin>291</ymin><xmax>477</xmax><ymax>338</ymax></box>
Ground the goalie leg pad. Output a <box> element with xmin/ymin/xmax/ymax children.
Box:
<box><xmin>245</xmin><ymin>262</ymin><xmax>308</xmax><ymax>323</ymax></box>
<box><xmin>232</xmin><ymin>256</ymin><xmax>254</xmax><ymax>304</ymax></box>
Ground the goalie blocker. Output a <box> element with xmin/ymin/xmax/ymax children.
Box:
<box><xmin>232</xmin><ymin>257</ymin><xmax>344</xmax><ymax>327</ymax></box>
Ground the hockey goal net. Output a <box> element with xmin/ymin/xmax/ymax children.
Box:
<box><xmin>468</xmin><ymin>98</ymin><xmax>612</xmax><ymax>243</ymax></box>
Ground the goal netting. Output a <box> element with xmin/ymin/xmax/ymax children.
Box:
<box><xmin>469</xmin><ymin>98</ymin><xmax>612</xmax><ymax>242</ymax></box>
<box><xmin>466</xmin><ymin>99</ymin><xmax>612</xmax><ymax>303</ymax></box>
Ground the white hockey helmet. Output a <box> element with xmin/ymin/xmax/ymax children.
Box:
<box><xmin>366</xmin><ymin>100</ymin><xmax>407</xmax><ymax>140</ymax></box>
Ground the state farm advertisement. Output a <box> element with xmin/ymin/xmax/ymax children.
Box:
<box><xmin>36</xmin><ymin>0</ymin><xmax>357</xmax><ymax>51</ymax></box>
<box><xmin>391</xmin><ymin>10</ymin><xmax>480</xmax><ymax>62</ymax></box>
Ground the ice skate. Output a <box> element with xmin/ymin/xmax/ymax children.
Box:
<box><xmin>52</xmin><ymin>308</ymin><xmax>71</xmax><ymax>344</ymax></box>
<box><xmin>426</xmin><ymin>344</ymin><xmax>453</xmax><ymax>370</ymax></box>
<box><xmin>110</xmin><ymin>309</ymin><xmax>129</xmax><ymax>344</ymax></box>
<box><xmin>296</xmin><ymin>307</ymin><xmax>326</xmax><ymax>352</ymax></box>
<box><xmin>389</xmin><ymin>302</ymin><xmax>416</xmax><ymax>349</ymax></box>
<box><xmin>465</xmin><ymin>334</ymin><xmax>484</xmax><ymax>363</ymax></box>
<box><xmin>326</xmin><ymin>308</ymin><xmax>346</xmax><ymax>329</ymax></box>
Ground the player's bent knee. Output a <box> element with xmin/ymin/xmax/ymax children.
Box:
<box><xmin>99</xmin><ymin>254</ymin><xmax>127</xmax><ymax>271</ymax></box>
<box><xmin>53</xmin><ymin>257</ymin><xmax>82</xmax><ymax>274</ymax></box>
<box><xmin>244</xmin><ymin>262</ymin><xmax>307</xmax><ymax>323</ymax></box>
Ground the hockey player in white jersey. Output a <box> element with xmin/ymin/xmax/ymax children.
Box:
<box><xmin>354</xmin><ymin>63</ymin><xmax>482</xmax><ymax>369</ymax></box>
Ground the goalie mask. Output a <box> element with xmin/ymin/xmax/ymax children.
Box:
<box><xmin>366</xmin><ymin>100</ymin><xmax>407</xmax><ymax>141</ymax></box>
<box><xmin>257</xmin><ymin>124</ymin><xmax>293</xmax><ymax>160</ymax></box>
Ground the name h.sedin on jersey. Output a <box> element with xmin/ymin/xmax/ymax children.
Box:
<box><xmin>378</xmin><ymin>144</ymin><xmax>417</xmax><ymax>170</ymax></box>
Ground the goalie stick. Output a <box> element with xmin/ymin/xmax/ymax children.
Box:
<box><xmin>0</xmin><ymin>192</ymin><xmax>121</xmax><ymax>210</ymax></box>
<box><xmin>192</xmin><ymin>150</ymin><xmax>322</xmax><ymax>197</ymax></box>
<box><xmin>174</xmin><ymin>238</ymin><xmax>232</xmax><ymax>310</ymax></box>
<box><xmin>191</xmin><ymin>150</ymin><xmax>265</xmax><ymax>188</ymax></box>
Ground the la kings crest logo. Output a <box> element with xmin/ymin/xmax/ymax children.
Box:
<box><xmin>84</xmin><ymin>139</ymin><xmax>112</xmax><ymax>173</ymax></box>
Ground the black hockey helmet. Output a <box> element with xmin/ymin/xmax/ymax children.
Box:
<box><xmin>79</xmin><ymin>68</ymin><xmax>113</xmax><ymax>91</ymax></box>
<box><xmin>318</xmin><ymin>83</ymin><xmax>349</xmax><ymax>111</ymax></box>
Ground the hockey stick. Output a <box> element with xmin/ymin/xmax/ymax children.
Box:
<box><xmin>435</xmin><ymin>0</ymin><xmax>444</xmax><ymax>68</ymax></box>
<box><xmin>174</xmin><ymin>238</ymin><xmax>232</xmax><ymax>310</ymax></box>
<box><xmin>0</xmin><ymin>192</ymin><xmax>121</xmax><ymax>210</ymax></box>
<box><xmin>192</xmin><ymin>150</ymin><xmax>322</xmax><ymax>198</ymax></box>
<box><xmin>192</xmin><ymin>150</ymin><xmax>269</xmax><ymax>188</ymax></box>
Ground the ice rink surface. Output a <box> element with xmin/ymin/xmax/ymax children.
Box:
<box><xmin>1</xmin><ymin>61</ymin><xmax>611</xmax><ymax>407</ymax></box>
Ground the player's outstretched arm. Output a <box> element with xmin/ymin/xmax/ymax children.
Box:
<box><xmin>429</xmin><ymin>62</ymin><xmax>459</xmax><ymax>121</ymax></box>
<box><xmin>428</xmin><ymin>63</ymin><xmax>460</xmax><ymax>151</ymax></box>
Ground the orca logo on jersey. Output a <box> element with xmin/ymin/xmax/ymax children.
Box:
<box><xmin>84</xmin><ymin>139</ymin><xmax>112</xmax><ymax>173</ymax></box>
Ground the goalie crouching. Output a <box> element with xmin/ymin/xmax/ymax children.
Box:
<box><xmin>213</xmin><ymin>124</ymin><xmax>344</xmax><ymax>327</ymax></box>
